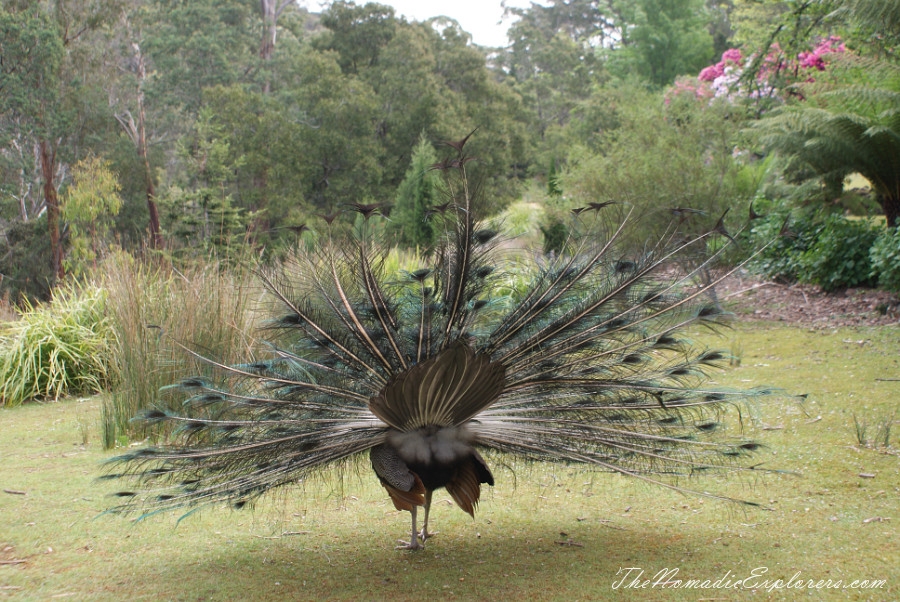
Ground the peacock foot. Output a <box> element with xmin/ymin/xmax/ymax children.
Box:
<box><xmin>419</xmin><ymin>528</ymin><xmax>438</xmax><ymax>541</ymax></box>
<box><xmin>396</xmin><ymin>539</ymin><xmax>424</xmax><ymax>550</ymax></box>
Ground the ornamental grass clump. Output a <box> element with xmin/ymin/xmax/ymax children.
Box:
<box><xmin>0</xmin><ymin>285</ymin><xmax>113</xmax><ymax>407</ymax></box>
<box><xmin>98</xmin><ymin>255</ymin><xmax>260</xmax><ymax>449</ymax></box>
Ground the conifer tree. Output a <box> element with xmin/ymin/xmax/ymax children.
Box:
<box><xmin>390</xmin><ymin>135</ymin><xmax>444</xmax><ymax>250</ymax></box>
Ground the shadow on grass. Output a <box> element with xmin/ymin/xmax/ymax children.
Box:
<box><xmin>106</xmin><ymin>510</ymin><xmax>725</xmax><ymax>601</ymax></box>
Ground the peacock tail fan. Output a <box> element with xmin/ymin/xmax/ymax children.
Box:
<box><xmin>103</xmin><ymin>134</ymin><xmax>784</xmax><ymax>537</ymax></box>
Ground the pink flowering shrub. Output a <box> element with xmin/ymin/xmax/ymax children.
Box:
<box><xmin>698</xmin><ymin>48</ymin><xmax>743</xmax><ymax>82</ymax></box>
<box><xmin>667</xmin><ymin>37</ymin><xmax>847</xmax><ymax>106</ymax></box>
<box><xmin>667</xmin><ymin>77</ymin><xmax>714</xmax><ymax>103</ymax></box>
<box><xmin>797</xmin><ymin>36</ymin><xmax>846</xmax><ymax>71</ymax></box>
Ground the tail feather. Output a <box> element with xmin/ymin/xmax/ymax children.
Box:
<box><xmin>104</xmin><ymin>136</ymin><xmax>779</xmax><ymax>525</ymax></box>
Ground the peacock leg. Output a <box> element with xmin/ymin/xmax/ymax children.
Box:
<box><xmin>419</xmin><ymin>490</ymin><xmax>438</xmax><ymax>541</ymax></box>
<box><xmin>396</xmin><ymin>505</ymin><xmax>423</xmax><ymax>550</ymax></box>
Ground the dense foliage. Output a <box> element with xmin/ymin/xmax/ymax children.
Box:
<box><xmin>1</xmin><ymin>0</ymin><xmax>898</xmax><ymax>396</ymax></box>
<box><xmin>869</xmin><ymin>227</ymin><xmax>900</xmax><ymax>291</ymax></box>
<box><xmin>0</xmin><ymin>285</ymin><xmax>112</xmax><ymax>406</ymax></box>
<box><xmin>799</xmin><ymin>214</ymin><xmax>881</xmax><ymax>291</ymax></box>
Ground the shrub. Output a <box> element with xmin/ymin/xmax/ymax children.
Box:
<box><xmin>540</xmin><ymin>218</ymin><xmax>569</xmax><ymax>256</ymax></box>
<box><xmin>98</xmin><ymin>253</ymin><xmax>259</xmax><ymax>448</ymax></box>
<box><xmin>746</xmin><ymin>209</ymin><xmax>887</xmax><ymax>291</ymax></box>
<box><xmin>0</xmin><ymin>285</ymin><xmax>113</xmax><ymax>407</ymax></box>
<box><xmin>799</xmin><ymin>215</ymin><xmax>880</xmax><ymax>291</ymax></box>
<box><xmin>0</xmin><ymin>217</ymin><xmax>55</xmax><ymax>303</ymax></box>
<box><xmin>496</xmin><ymin>200</ymin><xmax>543</xmax><ymax>239</ymax></box>
<box><xmin>745</xmin><ymin>208</ymin><xmax>819</xmax><ymax>283</ymax></box>
<box><xmin>870</xmin><ymin>227</ymin><xmax>900</xmax><ymax>292</ymax></box>
<box><xmin>564</xmin><ymin>89</ymin><xmax>745</xmax><ymax>249</ymax></box>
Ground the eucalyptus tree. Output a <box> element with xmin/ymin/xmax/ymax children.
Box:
<box><xmin>0</xmin><ymin>1</ymin><xmax>117</xmax><ymax>282</ymax></box>
<box><xmin>502</xmin><ymin>0</ymin><xmax>605</xmax><ymax>143</ymax></box>
<box><xmin>606</xmin><ymin>0</ymin><xmax>716</xmax><ymax>86</ymax></box>
<box><xmin>0</xmin><ymin>7</ymin><xmax>63</xmax><ymax>225</ymax></box>
<box><xmin>0</xmin><ymin>6</ymin><xmax>66</xmax><ymax>296</ymax></box>
<box><xmin>105</xmin><ymin>5</ymin><xmax>164</xmax><ymax>248</ymax></box>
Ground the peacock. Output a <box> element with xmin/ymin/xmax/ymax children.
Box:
<box><xmin>105</xmin><ymin>134</ymin><xmax>775</xmax><ymax>550</ymax></box>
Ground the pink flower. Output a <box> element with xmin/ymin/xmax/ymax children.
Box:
<box><xmin>799</xmin><ymin>36</ymin><xmax>845</xmax><ymax>71</ymax></box>
<box><xmin>722</xmin><ymin>48</ymin><xmax>742</xmax><ymax>63</ymax></box>
<box><xmin>798</xmin><ymin>51</ymin><xmax>824</xmax><ymax>70</ymax></box>
<box><xmin>699</xmin><ymin>65</ymin><xmax>721</xmax><ymax>82</ymax></box>
<box><xmin>698</xmin><ymin>49</ymin><xmax>743</xmax><ymax>82</ymax></box>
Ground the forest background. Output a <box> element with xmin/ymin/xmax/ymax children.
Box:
<box><xmin>0</xmin><ymin>0</ymin><xmax>898</xmax><ymax>303</ymax></box>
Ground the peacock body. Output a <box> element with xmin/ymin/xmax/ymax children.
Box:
<box><xmin>107</xmin><ymin>136</ymin><xmax>772</xmax><ymax>549</ymax></box>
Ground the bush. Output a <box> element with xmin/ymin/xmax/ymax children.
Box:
<box><xmin>564</xmin><ymin>89</ymin><xmax>746</xmax><ymax>248</ymax></box>
<box><xmin>0</xmin><ymin>217</ymin><xmax>55</xmax><ymax>303</ymax></box>
<box><xmin>799</xmin><ymin>215</ymin><xmax>880</xmax><ymax>291</ymax></box>
<box><xmin>540</xmin><ymin>218</ymin><xmax>569</xmax><ymax>256</ymax></box>
<box><xmin>870</xmin><ymin>227</ymin><xmax>900</xmax><ymax>292</ymax></box>
<box><xmin>98</xmin><ymin>253</ymin><xmax>259</xmax><ymax>449</ymax></box>
<box><xmin>745</xmin><ymin>208</ymin><xmax>819</xmax><ymax>283</ymax></box>
<box><xmin>746</xmin><ymin>209</ymin><xmax>888</xmax><ymax>292</ymax></box>
<box><xmin>0</xmin><ymin>285</ymin><xmax>113</xmax><ymax>407</ymax></box>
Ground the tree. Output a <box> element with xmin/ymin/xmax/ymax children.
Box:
<box><xmin>753</xmin><ymin>65</ymin><xmax>900</xmax><ymax>225</ymax></box>
<box><xmin>163</xmin><ymin>108</ymin><xmax>248</xmax><ymax>255</ymax></box>
<box><xmin>607</xmin><ymin>0</ymin><xmax>716</xmax><ymax>86</ymax></box>
<box><xmin>110</xmin><ymin>30</ymin><xmax>163</xmax><ymax>248</ymax></box>
<box><xmin>141</xmin><ymin>0</ymin><xmax>259</xmax><ymax>117</ymax></box>
<box><xmin>62</xmin><ymin>156</ymin><xmax>123</xmax><ymax>276</ymax></box>
<box><xmin>316</xmin><ymin>1</ymin><xmax>397</xmax><ymax>75</ymax></box>
<box><xmin>364</xmin><ymin>23</ymin><xmax>448</xmax><ymax>188</ymax></box>
<box><xmin>191</xmin><ymin>83</ymin><xmax>310</xmax><ymax>242</ymax></box>
<box><xmin>279</xmin><ymin>47</ymin><xmax>383</xmax><ymax>210</ymax></box>
<box><xmin>423</xmin><ymin>20</ymin><xmax>530</xmax><ymax>205</ymax></box>
<box><xmin>389</xmin><ymin>134</ymin><xmax>443</xmax><ymax>249</ymax></box>
<box><xmin>2</xmin><ymin>0</ymin><xmax>122</xmax><ymax>287</ymax></box>
<box><xmin>0</xmin><ymin>7</ymin><xmax>66</xmax><ymax>279</ymax></box>
<box><xmin>502</xmin><ymin>1</ymin><xmax>606</xmax><ymax>142</ymax></box>
<box><xmin>259</xmin><ymin>0</ymin><xmax>296</xmax><ymax>93</ymax></box>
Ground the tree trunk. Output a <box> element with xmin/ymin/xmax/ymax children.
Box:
<box><xmin>881</xmin><ymin>192</ymin><xmax>900</xmax><ymax>229</ymax></box>
<box><xmin>11</xmin><ymin>137</ymin><xmax>31</xmax><ymax>221</ymax></box>
<box><xmin>133</xmin><ymin>42</ymin><xmax>163</xmax><ymax>249</ymax></box>
<box><xmin>259</xmin><ymin>0</ymin><xmax>290</xmax><ymax>94</ymax></box>
<box><xmin>259</xmin><ymin>0</ymin><xmax>276</xmax><ymax>61</ymax></box>
<box><xmin>255</xmin><ymin>0</ymin><xmax>289</xmax><ymax>231</ymax></box>
<box><xmin>260</xmin><ymin>0</ymin><xmax>275</xmax><ymax>94</ymax></box>
<box><xmin>39</xmin><ymin>139</ymin><xmax>64</xmax><ymax>281</ymax></box>
<box><xmin>137</xmin><ymin>89</ymin><xmax>162</xmax><ymax>249</ymax></box>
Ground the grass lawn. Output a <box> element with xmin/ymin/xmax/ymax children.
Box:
<box><xmin>1</xmin><ymin>323</ymin><xmax>897</xmax><ymax>600</ymax></box>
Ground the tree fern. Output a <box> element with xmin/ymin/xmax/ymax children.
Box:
<box><xmin>753</xmin><ymin>62</ymin><xmax>900</xmax><ymax>225</ymax></box>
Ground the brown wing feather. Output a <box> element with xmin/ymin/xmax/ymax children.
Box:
<box><xmin>380</xmin><ymin>473</ymin><xmax>426</xmax><ymax>512</ymax></box>
<box><xmin>471</xmin><ymin>449</ymin><xmax>494</xmax><ymax>486</ymax></box>
<box><xmin>370</xmin><ymin>444</ymin><xmax>426</xmax><ymax>511</ymax></box>
<box><xmin>445</xmin><ymin>459</ymin><xmax>483</xmax><ymax>517</ymax></box>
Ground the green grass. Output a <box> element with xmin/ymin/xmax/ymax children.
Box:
<box><xmin>1</xmin><ymin>324</ymin><xmax>897</xmax><ymax>600</ymax></box>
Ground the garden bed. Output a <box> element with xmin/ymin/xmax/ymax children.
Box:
<box><xmin>718</xmin><ymin>272</ymin><xmax>900</xmax><ymax>327</ymax></box>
